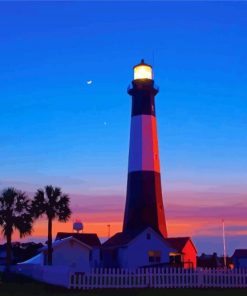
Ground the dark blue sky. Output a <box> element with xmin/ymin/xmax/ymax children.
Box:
<box><xmin>0</xmin><ymin>1</ymin><xmax>247</xmax><ymax>253</ymax></box>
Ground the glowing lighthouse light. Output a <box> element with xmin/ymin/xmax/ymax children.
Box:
<box><xmin>134</xmin><ymin>59</ymin><xmax>153</xmax><ymax>80</ymax></box>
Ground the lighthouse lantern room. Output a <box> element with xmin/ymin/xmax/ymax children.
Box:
<box><xmin>134</xmin><ymin>59</ymin><xmax>153</xmax><ymax>80</ymax></box>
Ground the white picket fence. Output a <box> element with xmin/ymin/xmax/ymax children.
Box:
<box><xmin>69</xmin><ymin>267</ymin><xmax>247</xmax><ymax>289</ymax></box>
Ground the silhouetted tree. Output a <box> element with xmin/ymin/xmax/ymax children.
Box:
<box><xmin>0</xmin><ymin>188</ymin><xmax>33</xmax><ymax>270</ymax></box>
<box><xmin>32</xmin><ymin>185</ymin><xmax>71</xmax><ymax>265</ymax></box>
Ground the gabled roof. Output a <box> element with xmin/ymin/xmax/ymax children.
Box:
<box><xmin>102</xmin><ymin>231</ymin><xmax>139</xmax><ymax>248</ymax></box>
<box><xmin>232</xmin><ymin>249</ymin><xmax>247</xmax><ymax>258</ymax></box>
<box><xmin>55</xmin><ymin>232</ymin><xmax>101</xmax><ymax>247</ymax></box>
<box><xmin>40</xmin><ymin>236</ymin><xmax>92</xmax><ymax>252</ymax></box>
<box><xmin>167</xmin><ymin>237</ymin><xmax>197</xmax><ymax>254</ymax></box>
<box><xmin>102</xmin><ymin>227</ymin><xmax>174</xmax><ymax>250</ymax></box>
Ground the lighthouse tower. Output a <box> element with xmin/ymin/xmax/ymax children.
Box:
<box><xmin>123</xmin><ymin>59</ymin><xmax>168</xmax><ymax>238</ymax></box>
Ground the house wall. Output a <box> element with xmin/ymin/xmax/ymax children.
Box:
<box><xmin>91</xmin><ymin>248</ymin><xmax>101</xmax><ymax>268</ymax></box>
<box><xmin>19</xmin><ymin>240</ymin><xmax>100</xmax><ymax>271</ymax></box>
<box><xmin>118</xmin><ymin>230</ymin><xmax>173</xmax><ymax>269</ymax></box>
<box><xmin>51</xmin><ymin>240</ymin><xmax>91</xmax><ymax>271</ymax></box>
<box><xmin>101</xmin><ymin>248</ymin><xmax>119</xmax><ymax>268</ymax></box>
<box><xmin>182</xmin><ymin>240</ymin><xmax>197</xmax><ymax>268</ymax></box>
<box><xmin>233</xmin><ymin>258</ymin><xmax>247</xmax><ymax>268</ymax></box>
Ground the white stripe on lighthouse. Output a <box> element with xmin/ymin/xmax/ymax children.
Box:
<box><xmin>128</xmin><ymin>115</ymin><xmax>160</xmax><ymax>173</ymax></box>
<box><xmin>128</xmin><ymin>115</ymin><xmax>142</xmax><ymax>172</ymax></box>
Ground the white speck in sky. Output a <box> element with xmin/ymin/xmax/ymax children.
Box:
<box><xmin>86</xmin><ymin>80</ymin><xmax>93</xmax><ymax>85</ymax></box>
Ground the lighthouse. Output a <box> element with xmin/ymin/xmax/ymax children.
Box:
<box><xmin>123</xmin><ymin>59</ymin><xmax>168</xmax><ymax>238</ymax></box>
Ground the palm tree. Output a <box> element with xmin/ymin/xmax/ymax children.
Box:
<box><xmin>0</xmin><ymin>188</ymin><xmax>33</xmax><ymax>270</ymax></box>
<box><xmin>32</xmin><ymin>185</ymin><xmax>71</xmax><ymax>265</ymax></box>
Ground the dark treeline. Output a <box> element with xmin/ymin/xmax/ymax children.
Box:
<box><xmin>0</xmin><ymin>185</ymin><xmax>71</xmax><ymax>270</ymax></box>
<box><xmin>0</xmin><ymin>242</ymin><xmax>44</xmax><ymax>265</ymax></box>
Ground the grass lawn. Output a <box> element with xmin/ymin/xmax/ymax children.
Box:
<box><xmin>1</xmin><ymin>273</ymin><xmax>247</xmax><ymax>296</ymax></box>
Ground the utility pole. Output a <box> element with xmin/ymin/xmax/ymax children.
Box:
<box><xmin>107</xmin><ymin>224</ymin><xmax>111</xmax><ymax>239</ymax></box>
<box><xmin>222</xmin><ymin>219</ymin><xmax>227</xmax><ymax>268</ymax></box>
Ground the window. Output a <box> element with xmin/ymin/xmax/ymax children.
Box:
<box><xmin>148</xmin><ymin>251</ymin><xmax>161</xmax><ymax>263</ymax></box>
<box><xmin>146</xmin><ymin>233</ymin><xmax>151</xmax><ymax>240</ymax></box>
<box><xmin>169</xmin><ymin>254</ymin><xmax>182</xmax><ymax>265</ymax></box>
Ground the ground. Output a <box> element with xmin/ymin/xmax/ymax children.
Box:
<box><xmin>0</xmin><ymin>273</ymin><xmax>247</xmax><ymax>296</ymax></box>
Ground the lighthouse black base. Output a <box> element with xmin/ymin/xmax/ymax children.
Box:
<box><xmin>123</xmin><ymin>171</ymin><xmax>167</xmax><ymax>238</ymax></box>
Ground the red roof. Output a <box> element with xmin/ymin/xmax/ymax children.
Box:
<box><xmin>55</xmin><ymin>232</ymin><xmax>101</xmax><ymax>247</ymax></box>
<box><xmin>166</xmin><ymin>237</ymin><xmax>196</xmax><ymax>253</ymax></box>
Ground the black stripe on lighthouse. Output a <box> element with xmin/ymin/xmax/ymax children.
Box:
<box><xmin>128</xmin><ymin>80</ymin><xmax>158</xmax><ymax>116</ymax></box>
<box><xmin>124</xmin><ymin>171</ymin><xmax>167</xmax><ymax>238</ymax></box>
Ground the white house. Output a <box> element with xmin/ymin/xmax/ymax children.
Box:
<box><xmin>19</xmin><ymin>235</ymin><xmax>101</xmax><ymax>272</ymax></box>
<box><xmin>102</xmin><ymin>227</ymin><xmax>175</xmax><ymax>269</ymax></box>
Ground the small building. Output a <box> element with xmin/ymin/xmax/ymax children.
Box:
<box><xmin>102</xmin><ymin>227</ymin><xmax>175</xmax><ymax>269</ymax></box>
<box><xmin>55</xmin><ymin>232</ymin><xmax>101</xmax><ymax>269</ymax></box>
<box><xmin>20</xmin><ymin>233</ymin><xmax>101</xmax><ymax>272</ymax></box>
<box><xmin>167</xmin><ymin>237</ymin><xmax>197</xmax><ymax>268</ymax></box>
<box><xmin>232</xmin><ymin>249</ymin><xmax>247</xmax><ymax>268</ymax></box>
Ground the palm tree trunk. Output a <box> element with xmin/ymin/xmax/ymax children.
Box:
<box><xmin>6</xmin><ymin>232</ymin><xmax>12</xmax><ymax>271</ymax></box>
<box><xmin>47</xmin><ymin>218</ymin><xmax>53</xmax><ymax>265</ymax></box>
